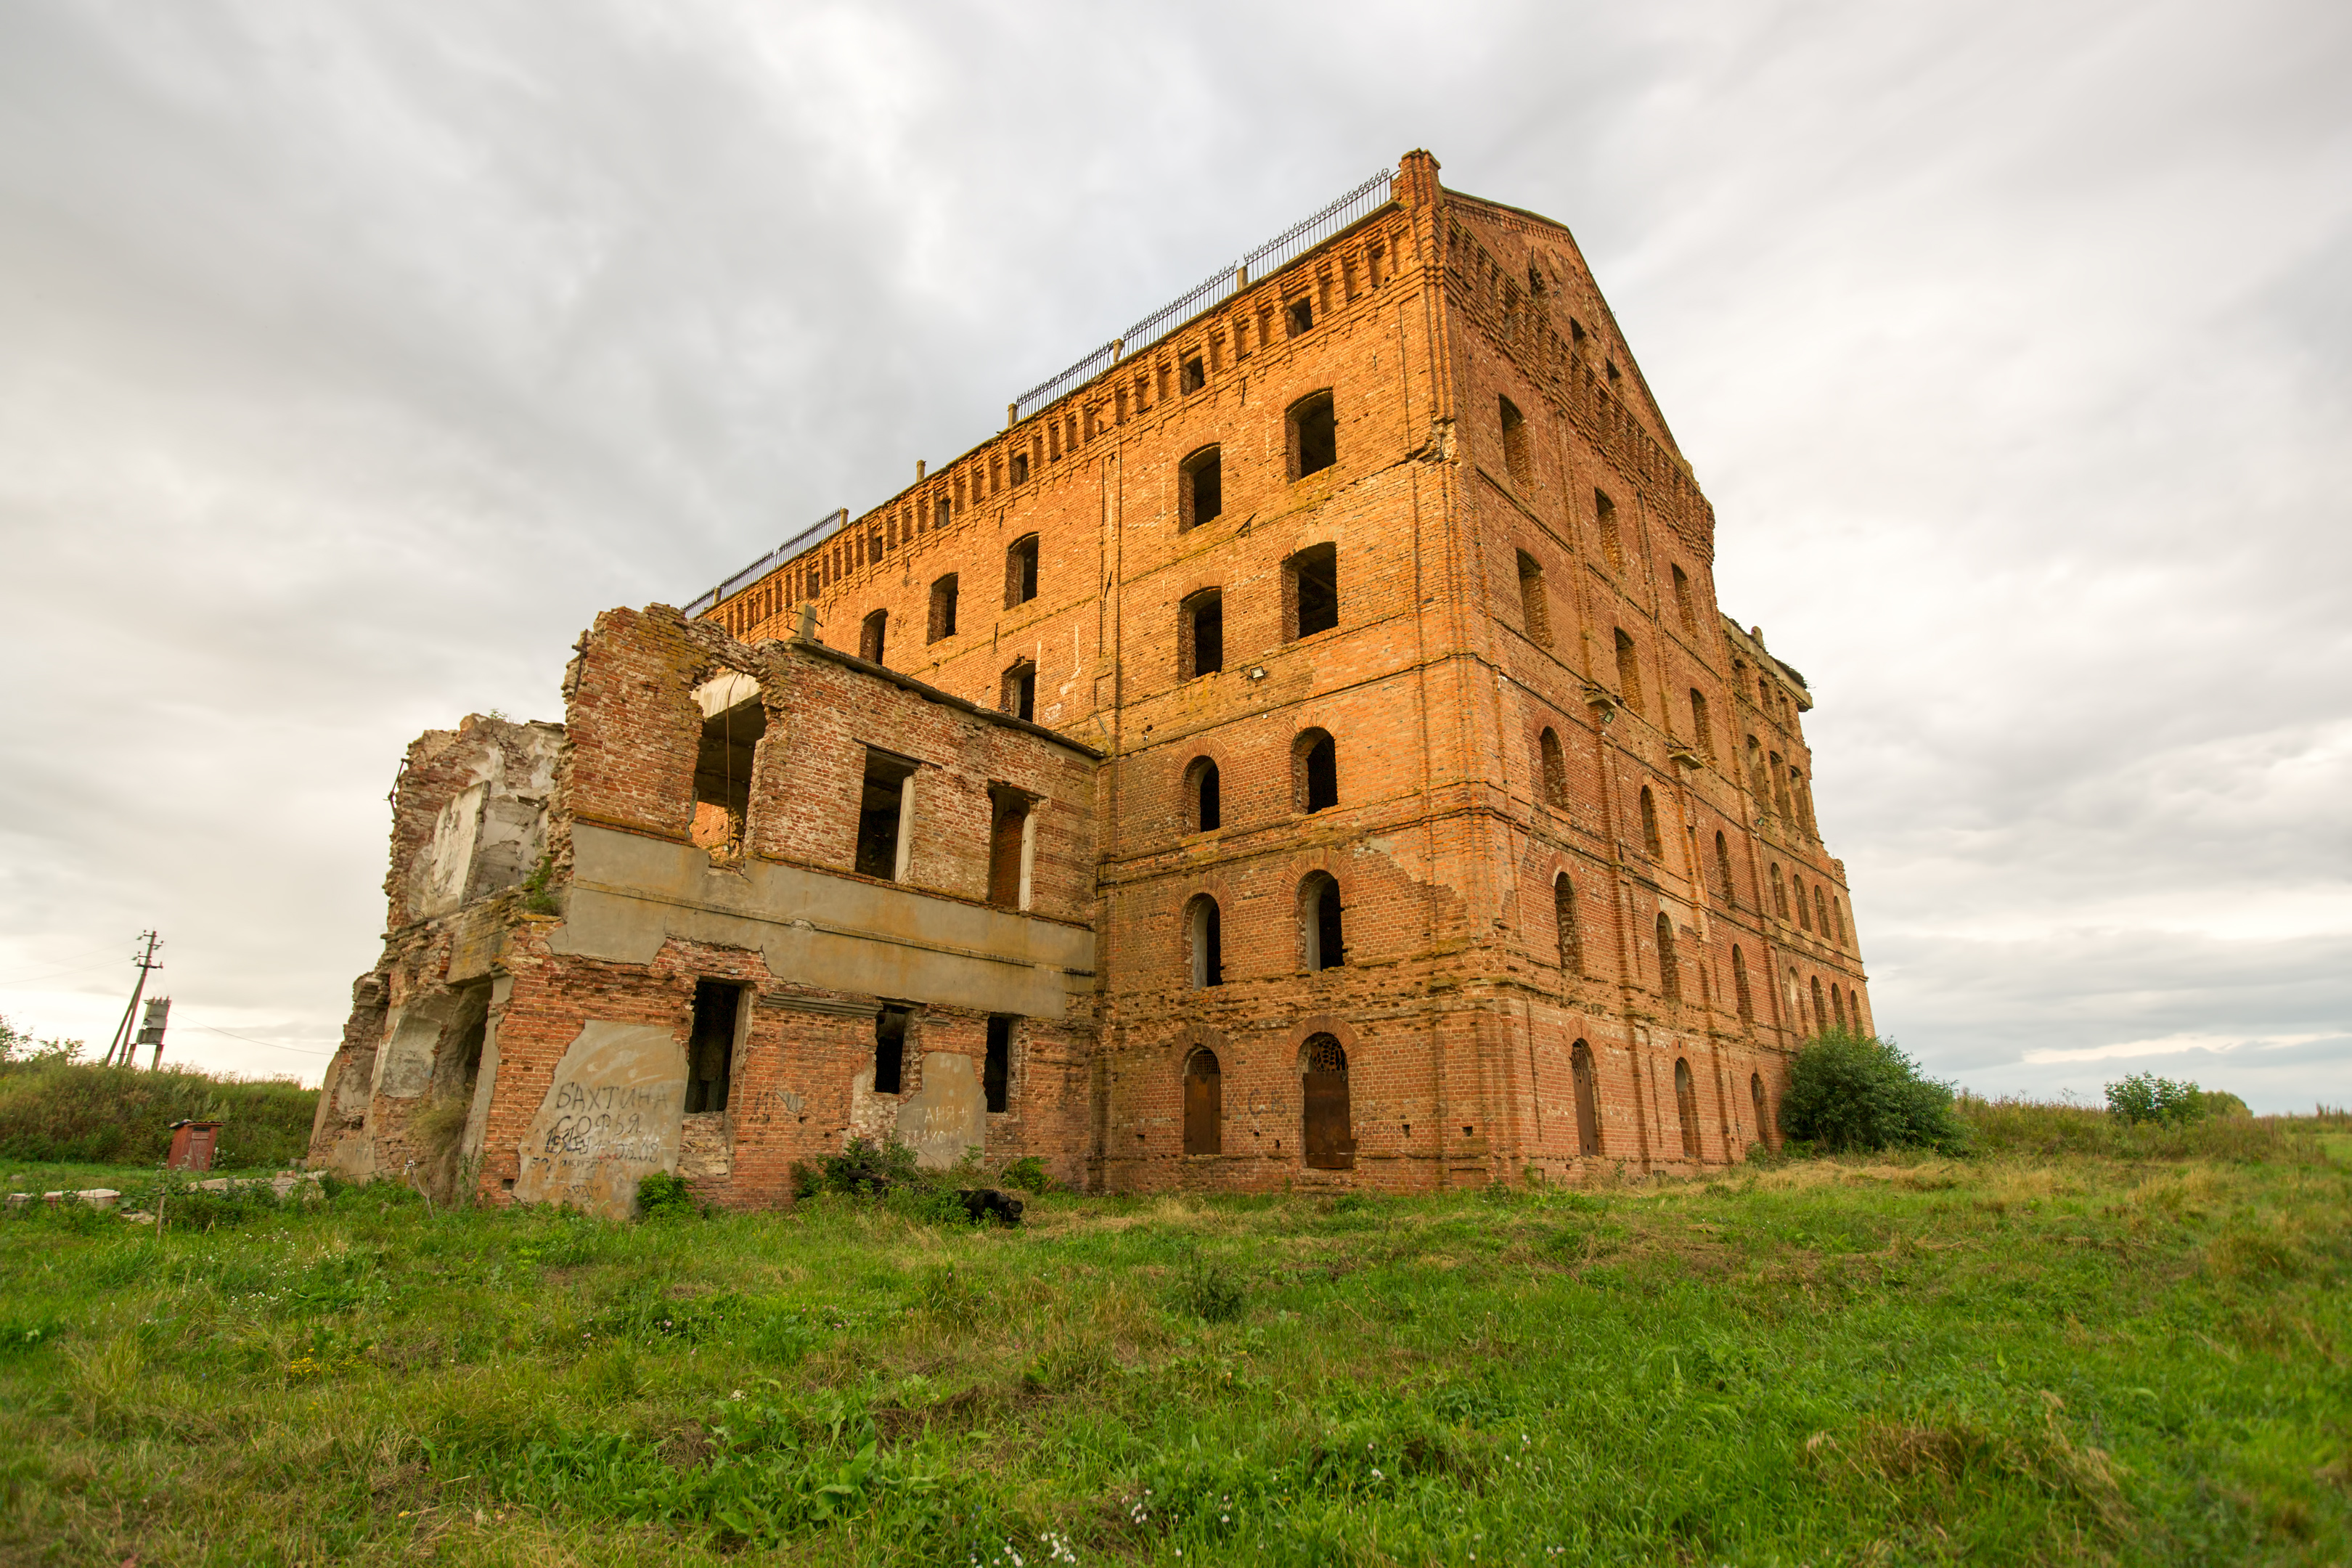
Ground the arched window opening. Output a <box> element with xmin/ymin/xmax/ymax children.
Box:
<box><xmin>1614</xmin><ymin>629</ymin><xmax>1644</xmax><ymax>715</ymax></box>
<box><xmin>1296</xmin><ymin>729</ymin><xmax>1339</xmax><ymax>813</ymax></box>
<box><xmin>1571</xmin><ymin>1040</ymin><xmax>1602</xmax><ymax>1156</ymax></box>
<box><xmin>1814</xmin><ymin>886</ymin><xmax>1832</xmax><ymax>938</ymax></box>
<box><xmin>1832</xmin><ymin>899</ymin><xmax>1848</xmax><ymax>947</ymax></box>
<box><xmin>1793</xmin><ymin>875</ymin><xmax>1812</xmax><ymax>931</ymax></box>
<box><xmin>1301</xmin><ymin>1034</ymin><xmax>1355</xmax><ymax>1169</ymax></box>
<box><xmin>1184</xmin><ymin>756</ymin><xmax>1221</xmax><ymax>834</ymax></box>
<box><xmin>1539</xmin><ymin>728</ymin><xmax>1567</xmax><ymax>809</ymax></box>
<box><xmin>1595</xmin><ymin>489</ymin><xmax>1625</xmax><ymax>572</ymax></box>
<box><xmin>1288</xmin><ymin>391</ymin><xmax>1337</xmax><ymax>479</ymax></box>
<box><xmin>1750</xmin><ymin>1072</ymin><xmax>1770</xmax><ymax>1148</ymax></box>
<box><xmin>1183</xmin><ymin>1047</ymin><xmax>1222</xmax><ymax>1156</ymax></box>
<box><xmin>1515</xmin><ymin>550</ymin><xmax>1552</xmax><ymax>647</ymax></box>
<box><xmin>1186</xmin><ymin>896</ymin><xmax>1223</xmax><ymax>989</ymax></box>
<box><xmin>1284</xmin><ymin>542</ymin><xmax>1339</xmax><ymax>638</ymax></box>
<box><xmin>1004</xmin><ymin>534</ymin><xmax>1040</xmax><ymax>608</ymax></box>
<box><xmin>1732</xmin><ymin>945</ymin><xmax>1754</xmax><ymax>1026</ymax></box>
<box><xmin>1796</xmin><ymin>774</ymin><xmax>1821</xmax><ymax>838</ymax></box>
<box><xmin>1639</xmin><ymin>786</ymin><xmax>1665</xmax><ymax>858</ymax></box>
<box><xmin>1714</xmin><ymin>831</ymin><xmax>1736</xmax><ymax>904</ymax></box>
<box><xmin>873</xmin><ymin>1005</ymin><xmax>910</xmax><ymax>1095</ymax></box>
<box><xmin>1832</xmin><ymin>984</ymin><xmax>1849</xmax><ymax>1034</ymax></box>
<box><xmin>1770</xmin><ymin>753</ymin><xmax>1795</xmax><ymax>820</ymax></box>
<box><xmin>1555</xmin><ymin>873</ymin><xmax>1582</xmax><ymax>979</ymax></box>
<box><xmin>1300</xmin><ymin>872</ymin><xmax>1344</xmax><ymax>971</ymax></box>
<box><xmin>926</xmin><ymin>573</ymin><xmax>959</xmax><ymax>643</ymax></box>
<box><xmin>1671</xmin><ymin>564</ymin><xmax>1697</xmax><ymax>635</ymax></box>
<box><xmin>999</xmin><ymin>659</ymin><xmax>1036</xmax><ymax>722</ymax></box>
<box><xmin>1657</xmin><ymin>912</ymin><xmax>1681</xmax><ymax>1002</ymax></box>
<box><xmin>859</xmin><ymin>609</ymin><xmax>888</xmax><ymax>666</ymax></box>
<box><xmin>1769</xmin><ymin>863</ymin><xmax>1789</xmax><ymax>919</ymax></box>
<box><xmin>1674</xmin><ymin>1058</ymin><xmax>1701</xmax><ymax>1159</ymax></box>
<box><xmin>1180</xmin><ymin>589</ymin><xmax>1224</xmax><ymax>679</ymax></box>
<box><xmin>1499</xmin><ymin>396</ymin><xmax>1530</xmax><ymax>487</ymax></box>
<box><xmin>1689</xmin><ymin>689</ymin><xmax>1713</xmax><ymax>759</ymax></box>
<box><xmin>1810</xmin><ymin>975</ymin><xmax>1829</xmax><ymax>1037</ymax></box>
<box><xmin>1180</xmin><ymin>445</ymin><xmax>1222</xmax><ymax>530</ymax></box>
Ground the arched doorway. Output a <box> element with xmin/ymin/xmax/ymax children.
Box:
<box><xmin>1301</xmin><ymin>1034</ymin><xmax>1355</xmax><ymax>1169</ymax></box>
<box><xmin>1183</xmin><ymin>1048</ymin><xmax>1221</xmax><ymax>1156</ymax></box>
<box><xmin>1570</xmin><ymin>1040</ymin><xmax>1602</xmax><ymax>1157</ymax></box>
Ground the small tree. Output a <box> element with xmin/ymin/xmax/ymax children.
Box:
<box><xmin>1780</xmin><ymin>1034</ymin><xmax>1965</xmax><ymax>1153</ymax></box>
<box><xmin>2104</xmin><ymin>1073</ymin><xmax>2207</xmax><ymax>1127</ymax></box>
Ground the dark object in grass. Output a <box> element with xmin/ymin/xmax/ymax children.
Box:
<box><xmin>957</xmin><ymin>1188</ymin><xmax>1024</xmax><ymax>1226</ymax></box>
<box><xmin>1781</xmin><ymin>1033</ymin><xmax>1967</xmax><ymax>1154</ymax></box>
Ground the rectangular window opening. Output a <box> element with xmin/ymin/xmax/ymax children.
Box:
<box><xmin>984</xmin><ymin>1016</ymin><xmax>1013</xmax><ymax>1113</ymax></box>
<box><xmin>987</xmin><ymin>787</ymin><xmax>1032</xmax><ymax>907</ymax></box>
<box><xmin>692</xmin><ymin>694</ymin><xmax>767</xmax><ymax>853</ymax></box>
<box><xmin>854</xmin><ymin>749</ymin><xmax>915</xmax><ymax>880</ymax></box>
<box><xmin>1183</xmin><ymin>591</ymin><xmax>1224</xmax><ymax>679</ymax></box>
<box><xmin>683</xmin><ymin>980</ymin><xmax>740</xmax><ymax>1114</ymax></box>
<box><xmin>1180</xmin><ymin>356</ymin><xmax>1205</xmax><ymax>394</ymax></box>
<box><xmin>1286</xmin><ymin>543</ymin><xmax>1339</xmax><ymax>639</ymax></box>
<box><xmin>873</xmin><ymin>1005</ymin><xmax>909</xmax><ymax>1095</ymax></box>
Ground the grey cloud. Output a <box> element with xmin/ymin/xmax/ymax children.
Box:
<box><xmin>1</xmin><ymin>1</ymin><xmax>2345</xmax><ymax>1102</ymax></box>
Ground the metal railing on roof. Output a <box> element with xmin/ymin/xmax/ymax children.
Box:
<box><xmin>682</xmin><ymin>507</ymin><xmax>847</xmax><ymax>617</ymax></box>
<box><xmin>1008</xmin><ymin>167</ymin><xmax>1395</xmax><ymax>424</ymax></box>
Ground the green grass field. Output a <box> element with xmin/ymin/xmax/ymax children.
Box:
<box><xmin>3</xmin><ymin>1123</ymin><xmax>2347</xmax><ymax>1565</ymax></box>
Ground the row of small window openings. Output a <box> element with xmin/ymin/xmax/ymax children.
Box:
<box><xmin>1180</xmin><ymin>728</ymin><xmax>1336</xmax><ymax>836</ymax></box>
<box><xmin>687</xmin><ymin>987</ymin><xmax>1018</xmax><ymax>1116</ymax></box>
<box><xmin>1182</xmin><ymin>869</ymin><xmax>1345</xmax><ymax>989</ymax></box>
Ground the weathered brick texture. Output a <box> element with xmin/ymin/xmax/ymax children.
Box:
<box><xmin>311</xmin><ymin>150</ymin><xmax>1874</xmax><ymax>1210</ymax></box>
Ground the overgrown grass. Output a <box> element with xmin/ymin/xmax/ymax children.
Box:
<box><xmin>2</xmin><ymin>1127</ymin><xmax>2347</xmax><ymax>1564</ymax></box>
<box><xmin>0</xmin><ymin>1055</ymin><xmax>317</xmax><ymax>1170</ymax></box>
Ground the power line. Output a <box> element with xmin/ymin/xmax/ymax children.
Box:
<box><xmin>184</xmin><ymin>1023</ymin><xmax>338</xmax><ymax>1056</ymax></box>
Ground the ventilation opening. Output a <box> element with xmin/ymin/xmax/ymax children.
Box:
<box><xmin>684</xmin><ymin>981</ymin><xmax>739</xmax><ymax>1114</ymax></box>
<box><xmin>1614</xmin><ymin>628</ymin><xmax>1643</xmax><ymax>715</ymax></box>
<box><xmin>1639</xmin><ymin>785</ymin><xmax>1664</xmax><ymax>858</ymax></box>
<box><xmin>1657</xmin><ymin>912</ymin><xmax>1681</xmax><ymax>1002</ymax></box>
<box><xmin>873</xmin><ymin>1005</ymin><xmax>910</xmax><ymax>1095</ymax></box>
<box><xmin>1289</xmin><ymin>392</ymin><xmax>1336</xmax><ymax>479</ymax></box>
<box><xmin>984</xmin><ymin>1016</ymin><xmax>1013</xmax><ymax>1113</ymax></box>
<box><xmin>1297</xmin><ymin>730</ymin><xmax>1337</xmax><ymax>813</ymax></box>
<box><xmin>854</xmin><ymin>750</ymin><xmax>915</xmax><ymax>881</ymax></box>
<box><xmin>692</xmin><ymin>692</ymin><xmax>767</xmax><ymax>854</ymax></box>
<box><xmin>1286</xmin><ymin>543</ymin><xmax>1339</xmax><ymax>638</ymax></box>
<box><xmin>1004</xmin><ymin>534</ymin><xmax>1039</xmax><ymax>607</ymax></box>
<box><xmin>1596</xmin><ymin>489</ymin><xmax>1624</xmax><ymax>572</ymax></box>
<box><xmin>1302</xmin><ymin>873</ymin><xmax>1344</xmax><ymax>971</ymax></box>
<box><xmin>1286</xmin><ymin>297</ymin><xmax>1313</xmax><ymax>337</ymax></box>
<box><xmin>1180</xmin><ymin>356</ymin><xmax>1206</xmax><ymax>394</ymax></box>
<box><xmin>859</xmin><ymin>609</ymin><xmax>887</xmax><ymax>665</ymax></box>
<box><xmin>1302</xmin><ymin>1034</ymin><xmax>1354</xmax><ymax>1170</ymax></box>
<box><xmin>1000</xmin><ymin>660</ymin><xmax>1036</xmax><ymax>722</ymax></box>
<box><xmin>1689</xmin><ymin>689</ymin><xmax>1712</xmax><ymax>758</ymax></box>
<box><xmin>1188</xmin><ymin>897</ymin><xmax>1222</xmax><ymax>989</ymax></box>
<box><xmin>1538</xmin><ymin>727</ymin><xmax>1566</xmax><ymax>808</ymax></box>
<box><xmin>1009</xmin><ymin>451</ymin><xmax>1030</xmax><ymax>485</ymax></box>
<box><xmin>927</xmin><ymin>574</ymin><xmax>959</xmax><ymax>642</ymax></box>
<box><xmin>1500</xmin><ymin>396</ymin><xmax>1530</xmax><ymax>487</ymax></box>
<box><xmin>1180</xmin><ymin>446</ymin><xmax>1222</xmax><ymax>531</ymax></box>
<box><xmin>1185</xmin><ymin>756</ymin><xmax>1221</xmax><ymax>833</ymax></box>
<box><xmin>1183</xmin><ymin>1047</ymin><xmax>1221</xmax><ymax>1156</ymax></box>
<box><xmin>1554</xmin><ymin>873</ymin><xmax>1581</xmax><ymax>979</ymax></box>
<box><xmin>1180</xmin><ymin>589</ymin><xmax>1223</xmax><ymax>679</ymax></box>
<box><xmin>934</xmin><ymin>497</ymin><xmax>952</xmax><ymax>530</ymax></box>
<box><xmin>1516</xmin><ymin>549</ymin><xmax>1551</xmax><ymax>646</ymax></box>
<box><xmin>1671</xmin><ymin>563</ymin><xmax>1696</xmax><ymax>634</ymax></box>
<box><xmin>987</xmin><ymin>787</ymin><xmax>1031</xmax><ymax>908</ymax></box>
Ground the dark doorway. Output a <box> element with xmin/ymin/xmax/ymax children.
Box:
<box><xmin>984</xmin><ymin>1016</ymin><xmax>1013</xmax><ymax>1114</ymax></box>
<box><xmin>1183</xmin><ymin>1048</ymin><xmax>1221</xmax><ymax>1156</ymax></box>
<box><xmin>874</xmin><ymin>1006</ymin><xmax>910</xmax><ymax>1095</ymax></box>
<box><xmin>684</xmin><ymin>981</ymin><xmax>739</xmax><ymax>1114</ymax></box>
<box><xmin>1302</xmin><ymin>1034</ymin><xmax>1355</xmax><ymax>1169</ymax></box>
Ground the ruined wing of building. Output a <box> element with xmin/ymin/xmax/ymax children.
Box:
<box><xmin>309</xmin><ymin>151</ymin><xmax>1873</xmax><ymax>1216</ymax></box>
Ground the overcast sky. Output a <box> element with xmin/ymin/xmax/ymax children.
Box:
<box><xmin>2</xmin><ymin>1</ymin><xmax>2345</xmax><ymax>1111</ymax></box>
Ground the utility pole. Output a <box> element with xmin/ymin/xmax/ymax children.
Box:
<box><xmin>102</xmin><ymin>932</ymin><xmax>162</xmax><ymax>1067</ymax></box>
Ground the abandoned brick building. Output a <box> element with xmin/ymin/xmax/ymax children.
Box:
<box><xmin>309</xmin><ymin>151</ymin><xmax>1873</xmax><ymax>1214</ymax></box>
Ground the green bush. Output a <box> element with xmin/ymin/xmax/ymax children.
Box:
<box><xmin>793</xmin><ymin>1136</ymin><xmax>920</xmax><ymax>1199</ymax></box>
<box><xmin>2106</xmin><ymin>1072</ymin><xmax>2206</xmax><ymax>1127</ymax></box>
<box><xmin>635</xmin><ymin>1169</ymin><xmax>698</xmax><ymax>1220</ymax></box>
<box><xmin>0</xmin><ymin>1020</ymin><xmax>317</xmax><ymax>1168</ymax></box>
<box><xmin>1172</xmin><ymin>1251</ymin><xmax>1249</xmax><ymax>1322</ymax></box>
<box><xmin>1780</xmin><ymin>1034</ymin><xmax>1965</xmax><ymax>1154</ymax></box>
<box><xmin>997</xmin><ymin>1155</ymin><xmax>1053</xmax><ymax>1194</ymax></box>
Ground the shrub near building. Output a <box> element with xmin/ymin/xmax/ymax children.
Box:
<box><xmin>1778</xmin><ymin>1032</ymin><xmax>1966</xmax><ymax>1154</ymax></box>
